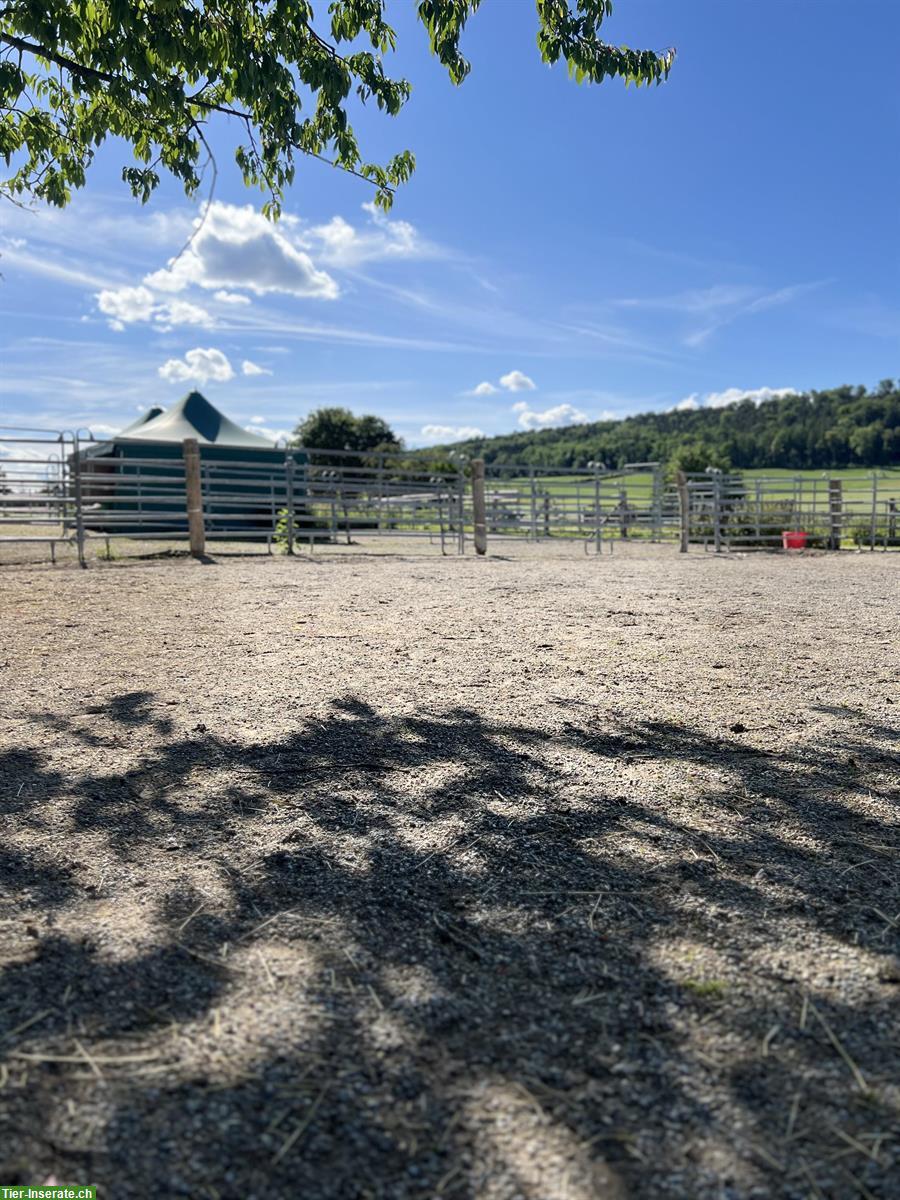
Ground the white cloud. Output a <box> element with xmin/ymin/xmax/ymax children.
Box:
<box><xmin>245</xmin><ymin>424</ymin><xmax>291</xmax><ymax>443</ymax></box>
<box><xmin>672</xmin><ymin>386</ymin><xmax>796</xmax><ymax>412</ymax></box>
<box><xmin>214</xmin><ymin>289</ymin><xmax>251</xmax><ymax>305</ymax></box>
<box><xmin>249</xmin><ymin>416</ymin><xmax>267</xmax><ymax>424</ymax></box>
<box><xmin>158</xmin><ymin>347</ymin><xmax>235</xmax><ymax>385</ymax></box>
<box><xmin>470</xmin><ymin>381</ymin><xmax>498</xmax><ymax>396</ymax></box>
<box><xmin>421</xmin><ymin>424</ymin><xmax>485</xmax><ymax>442</ymax></box>
<box><xmin>242</xmin><ymin>359</ymin><xmax>272</xmax><ymax>377</ymax></box>
<box><xmin>500</xmin><ymin>369</ymin><xmax>536</xmax><ymax>392</ymax></box>
<box><xmin>514</xmin><ymin>403</ymin><xmax>589</xmax><ymax>430</ymax></box>
<box><xmin>97</xmin><ymin>285</ymin><xmax>156</xmax><ymax>326</ymax></box>
<box><xmin>308</xmin><ymin>203</ymin><xmax>433</xmax><ymax>268</ymax></box>
<box><xmin>146</xmin><ymin>202</ymin><xmax>339</xmax><ymax>300</ymax></box>
<box><xmin>706</xmin><ymin>385</ymin><xmax>796</xmax><ymax>408</ymax></box>
<box><xmin>96</xmin><ymin>285</ymin><xmax>212</xmax><ymax>330</ymax></box>
<box><xmin>156</xmin><ymin>298</ymin><xmax>214</xmax><ymax>329</ymax></box>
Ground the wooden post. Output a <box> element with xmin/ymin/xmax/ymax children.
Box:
<box><xmin>437</xmin><ymin>494</ymin><xmax>446</xmax><ymax>555</ymax></box>
<box><xmin>870</xmin><ymin>473</ymin><xmax>878</xmax><ymax>551</ymax></box>
<box><xmin>676</xmin><ymin>470</ymin><xmax>689</xmax><ymax>553</ymax></box>
<box><xmin>182</xmin><ymin>437</ymin><xmax>205</xmax><ymax>558</ymax></box>
<box><xmin>542</xmin><ymin>492</ymin><xmax>551</xmax><ymax>537</ymax></box>
<box><xmin>712</xmin><ymin>473</ymin><xmax>723</xmax><ymax>553</ymax></box>
<box><xmin>71</xmin><ymin>438</ymin><xmax>87</xmax><ymax>569</ymax></box>
<box><xmin>457</xmin><ymin>468</ymin><xmax>466</xmax><ymax>554</ymax></box>
<box><xmin>651</xmin><ymin>464</ymin><xmax>663</xmax><ymax>542</ymax></box>
<box><xmin>828</xmin><ymin>479</ymin><xmax>842</xmax><ymax>551</ymax></box>
<box><xmin>593</xmin><ymin>464</ymin><xmax>602</xmax><ymax>555</ymax></box>
<box><xmin>471</xmin><ymin>458</ymin><xmax>487</xmax><ymax>556</ymax></box>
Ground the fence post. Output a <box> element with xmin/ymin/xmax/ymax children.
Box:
<box><xmin>529</xmin><ymin>468</ymin><xmax>537</xmax><ymax>540</ymax></box>
<box><xmin>285</xmin><ymin>455</ymin><xmax>296</xmax><ymax>555</ymax></box>
<box><xmin>471</xmin><ymin>458</ymin><xmax>487</xmax><ymax>556</ymax></box>
<box><xmin>543</xmin><ymin>492</ymin><xmax>551</xmax><ymax>537</ymax></box>
<box><xmin>182</xmin><ymin>437</ymin><xmax>205</xmax><ymax>558</ymax></box>
<box><xmin>870</xmin><ymin>474</ymin><xmax>878</xmax><ymax>552</ymax></box>
<box><xmin>377</xmin><ymin>455</ymin><xmax>384</xmax><ymax>533</ymax></box>
<box><xmin>593</xmin><ymin>462</ymin><xmax>602</xmax><ymax>555</ymax></box>
<box><xmin>457</xmin><ymin>467</ymin><xmax>466</xmax><ymax>554</ymax></box>
<box><xmin>651</xmin><ymin>464</ymin><xmax>663</xmax><ymax>542</ymax></box>
<box><xmin>676</xmin><ymin>470</ymin><xmax>689</xmax><ymax>553</ymax></box>
<box><xmin>712</xmin><ymin>473</ymin><xmax>723</xmax><ymax>553</ymax></box>
<box><xmin>71</xmin><ymin>436</ymin><xmax>87</xmax><ymax>569</ymax></box>
<box><xmin>828</xmin><ymin>478</ymin><xmax>842</xmax><ymax>551</ymax></box>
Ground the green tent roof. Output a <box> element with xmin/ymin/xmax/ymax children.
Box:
<box><xmin>118</xmin><ymin>406</ymin><xmax>165</xmax><ymax>436</ymax></box>
<box><xmin>120</xmin><ymin>392</ymin><xmax>275</xmax><ymax>448</ymax></box>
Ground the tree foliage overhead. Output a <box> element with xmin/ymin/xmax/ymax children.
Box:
<box><xmin>421</xmin><ymin>383</ymin><xmax>900</xmax><ymax>471</ymax></box>
<box><xmin>0</xmin><ymin>1</ymin><xmax>674</xmax><ymax>214</ymax></box>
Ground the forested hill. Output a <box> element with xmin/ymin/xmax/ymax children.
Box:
<box><xmin>425</xmin><ymin>383</ymin><xmax>900</xmax><ymax>471</ymax></box>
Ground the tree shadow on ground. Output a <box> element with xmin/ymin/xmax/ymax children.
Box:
<box><xmin>1</xmin><ymin>695</ymin><xmax>898</xmax><ymax>1198</ymax></box>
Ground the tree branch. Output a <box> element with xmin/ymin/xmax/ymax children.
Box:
<box><xmin>0</xmin><ymin>31</ymin><xmax>394</xmax><ymax>197</ymax></box>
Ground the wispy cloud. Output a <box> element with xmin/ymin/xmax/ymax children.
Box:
<box><xmin>221</xmin><ymin>307</ymin><xmax>482</xmax><ymax>354</ymax></box>
<box><xmin>614</xmin><ymin>284</ymin><xmax>758</xmax><ymax>315</ymax></box>
<box><xmin>610</xmin><ymin>279</ymin><xmax>829</xmax><ymax>350</ymax></box>
<box><xmin>0</xmin><ymin>242</ymin><xmax>116</xmax><ymax>291</ymax></box>
<box><xmin>600</xmin><ymin>235</ymin><xmax>748</xmax><ymax>274</ymax></box>
<box><xmin>683</xmin><ymin>282</ymin><xmax>828</xmax><ymax>347</ymax></box>
<box><xmin>308</xmin><ymin>202</ymin><xmax>441</xmax><ymax>269</ymax></box>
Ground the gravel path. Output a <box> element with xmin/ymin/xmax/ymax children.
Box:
<box><xmin>1</xmin><ymin>542</ymin><xmax>898</xmax><ymax>1199</ymax></box>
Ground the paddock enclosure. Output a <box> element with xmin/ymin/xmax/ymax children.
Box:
<box><xmin>1</xmin><ymin>545</ymin><xmax>898</xmax><ymax>1199</ymax></box>
<box><xmin>2</xmin><ymin>425</ymin><xmax>898</xmax><ymax>566</ymax></box>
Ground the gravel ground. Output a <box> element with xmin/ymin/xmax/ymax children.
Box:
<box><xmin>1</xmin><ymin>540</ymin><xmax>898</xmax><ymax>1200</ymax></box>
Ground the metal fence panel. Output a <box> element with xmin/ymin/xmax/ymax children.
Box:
<box><xmin>1</xmin><ymin>427</ymin><xmax>897</xmax><ymax>562</ymax></box>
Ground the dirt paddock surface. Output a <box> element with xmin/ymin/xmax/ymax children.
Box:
<box><xmin>1</xmin><ymin>542</ymin><xmax>898</xmax><ymax>1200</ymax></box>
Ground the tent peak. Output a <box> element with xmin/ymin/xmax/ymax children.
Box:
<box><xmin>118</xmin><ymin>392</ymin><xmax>276</xmax><ymax>449</ymax></box>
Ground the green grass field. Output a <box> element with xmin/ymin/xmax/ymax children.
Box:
<box><xmin>742</xmin><ymin>466</ymin><xmax>900</xmax><ymax>484</ymax></box>
<box><xmin>504</xmin><ymin>466</ymin><xmax>900</xmax><ymax>504</ymax></box>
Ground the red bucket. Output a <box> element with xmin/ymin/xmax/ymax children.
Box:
<box><xmin>782</xmin><ymin>530</ymin><xmax>807</xmax><ymax>550</ymax></box>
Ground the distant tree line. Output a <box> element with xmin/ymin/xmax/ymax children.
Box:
<box><xmin>291</xmin><ymin>384</ymin><xmax>899</xmax><ymax>472</ymax></box>
<box><xmin>422</xmin><ymin>382</ymin><xmax>900</xmax><ymax>471</ymax></box>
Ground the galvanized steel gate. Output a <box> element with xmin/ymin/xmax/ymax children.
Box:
<box><xmin>1</xmin><ymin>427</ymin><xmax>897</xmax><ymax>564</ymax></box>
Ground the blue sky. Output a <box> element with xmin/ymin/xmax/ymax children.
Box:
<box><xmin>1</xmin><ymin>0</ymin><xmax>898</xmax><ymax>446</ymax></box>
